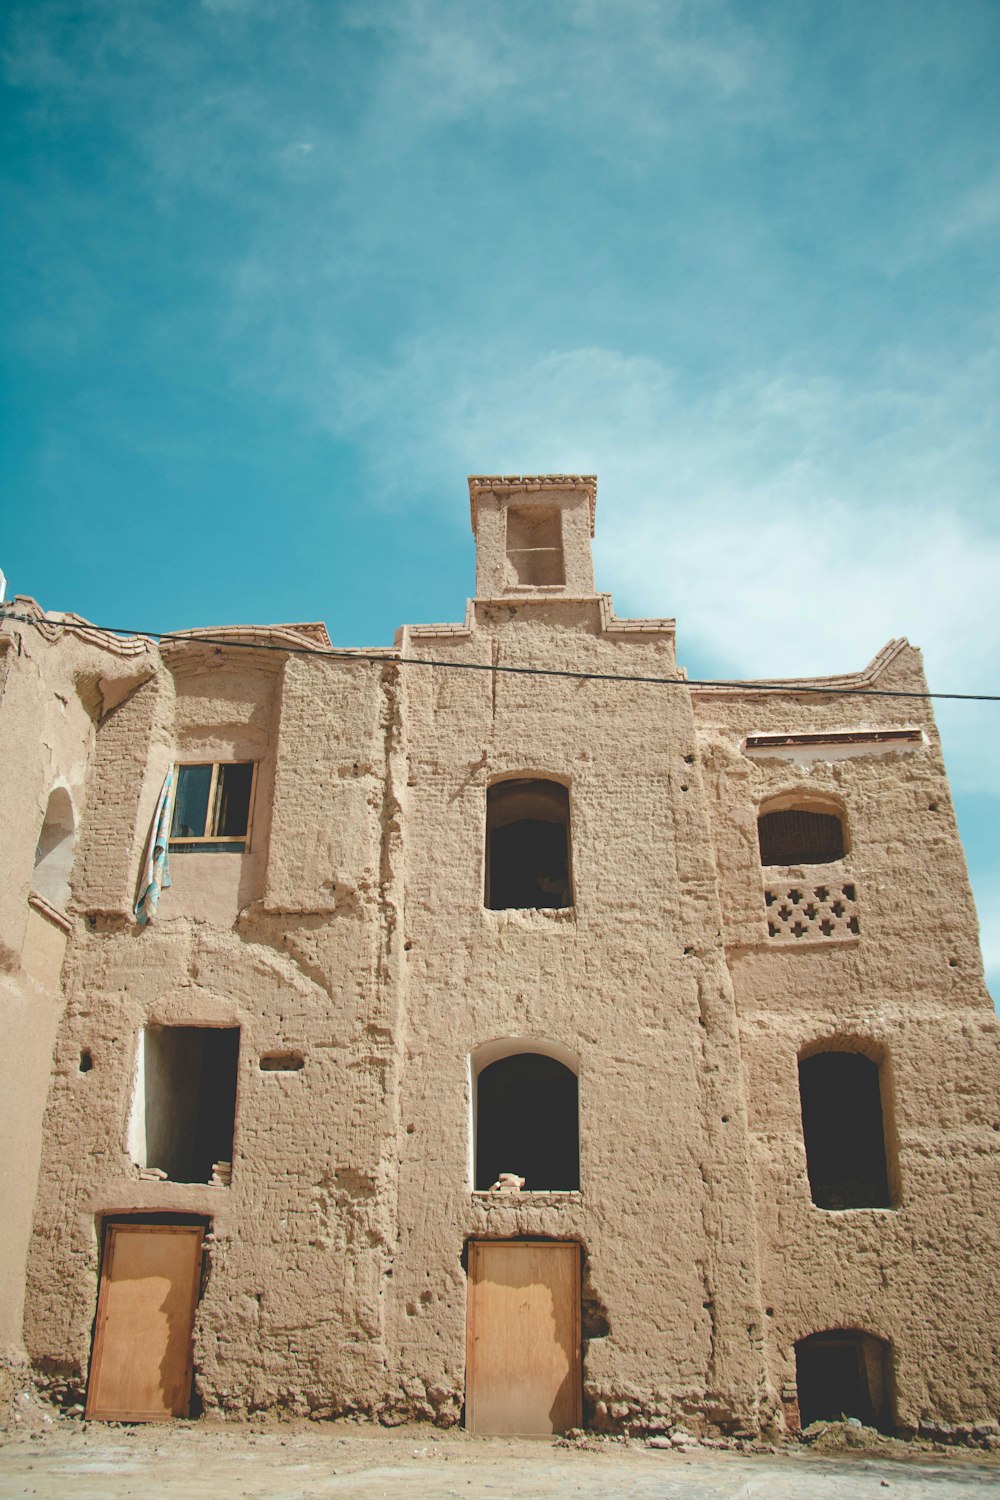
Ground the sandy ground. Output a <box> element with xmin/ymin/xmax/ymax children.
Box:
<box><xmin>2</xmin><ymin>1424</ymin><xmax>1000</xmax><ymax>1500</ymax></box>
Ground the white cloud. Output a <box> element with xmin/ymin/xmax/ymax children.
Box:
<box><xmin>294</xmin><ymin>338</ymin><xmax>999</xmax><ymax>797</ymax></box>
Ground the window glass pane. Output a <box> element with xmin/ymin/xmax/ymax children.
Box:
<box><xmin>214</xmin><ymin>763</ymin><xmax>253</xmax><ymax>837</ymax></box>
<box><xmin>170</xmin><ymin>765</ymin><xmax>212</xmax><ymax>839</ymax></box>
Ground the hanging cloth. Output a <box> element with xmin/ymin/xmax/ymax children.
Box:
<box><xmin>135</xmin><ymin>766</ymin><xmax>173</xmax><ymax>925</ymax></box>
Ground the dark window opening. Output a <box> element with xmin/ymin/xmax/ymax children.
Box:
<box><xmin>169</xmin><ymin>763</ymin><xmax>255</xmax><ymax>853</ymax></box>
<box><xmin>758</xmin><ymin>808</ymin><xmax>845</xmax><ymax>866</ymax></box>
<box><xmin>795</xmin><ymin>1330</ymin><xmax>892</xmax><ymax>1430</ymax></box>
<box><xmin>506</xmin><ymin>504</ymin><xmax>565</xmax><ymax>587</ymax></box>
<box><xmin>486</xmin><ymin>779</ymin><xmax>571</xmax><ymax>910</ymax></box>
<box><xmin>799</xmin><ymin>1052</ymin><xmax>891</xmax><ymax>1209</ymax></box>
<box><xmin>132</xmin><ymin>1026</ymin><xmax>240</xmax><ymax>1184</ymax></box>
<box><xmin>79</xmin><ymin>1048</ymin><xmax>93</xmax><ymax>1073</ymax></box>
<box><xmin>259</xmin><ymin>1051</ymin><xmax>304</xmax><ymax>1072</ymax></box>
<box><xmin>475</xmin><ymin>1053</ymin><xmax>579</xmax><ymax>1191</ymax></box>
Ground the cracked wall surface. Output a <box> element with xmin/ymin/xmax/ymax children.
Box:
<box><xmin>3</xmin><ymin>476</ymin><xmax>1000</xmax><ymax>1435</ymax></box>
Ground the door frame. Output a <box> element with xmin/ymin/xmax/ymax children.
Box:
<box><xmin>85</xmin><ymin>1217</ymin><xmax>206</xmax><ymax>1422</ymax></box>
<box><xmin>465</xmin><ymin>1237</ymin><xmax>582</xmax><ymax>1434</ymax></box>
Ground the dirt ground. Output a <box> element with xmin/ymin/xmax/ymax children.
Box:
<box><xmin>2</xmin><ymin>1422</ymin><xmax>1000</xmax><ymax>1500</ymax></box>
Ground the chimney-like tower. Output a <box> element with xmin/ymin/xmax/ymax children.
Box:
<box><xmin>469</xmin><ymin>475</ymin><xmax>597</xmax><ymax>599</ymax></box>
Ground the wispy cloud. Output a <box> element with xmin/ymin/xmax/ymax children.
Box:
<box><xmin>3</xmin><ymin>0</ymin><xmax>998</xmax><ymax>990</ymax></box>
<box><xmin>277</xmin><ymin>334</ymin><xmax>1000</xmax><ymax>784</ymax></box>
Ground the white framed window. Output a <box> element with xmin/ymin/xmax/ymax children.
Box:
<box><xmin>168</xmin><ymin>762</ymin><xmax>257</xmax><ymax>854</ymax></box>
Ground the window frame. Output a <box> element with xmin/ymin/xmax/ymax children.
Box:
<box><xmin>484</xmin><ymin>776</ymin><xmax>574</xmax><ymax>911</ymax></box>
<box><xmin>471</xmin><ymin>1042</ymin><xmax>581</xmax><ymax>1193</ymax></box>
<box><xmin>797</xmin><ymin>1044</ymin><xmax>897</xmax><ymax>1210</ymax></box>
<box><xmin>168</xmin><ymin>760</ymin><xmax>258</xmax><ymax>853</ymax></box>
<box><xmin>756</xmin><ymin>792</ymin><xmax>850</xmax><ymax>868</ymax></box>
<box><xmin>505</xmin><ymin>503</ymin><xmax>566</xmax><ymax>588</ymax></box>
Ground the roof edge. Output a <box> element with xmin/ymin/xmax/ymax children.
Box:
<box><xmin>689</xmin><ymin>638</ymin><xmax>913</xmax><ymax>696</ymax></box>
<box><xmin>469</xmin><ymin>474</ymin><xmax>597</xmax><ymax>537</ymax></box>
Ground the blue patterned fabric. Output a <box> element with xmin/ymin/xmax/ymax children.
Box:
<box><xmin>134</xmin><ymin>767</ymin><xmax>173</xmax><ymax>925</ymax></box>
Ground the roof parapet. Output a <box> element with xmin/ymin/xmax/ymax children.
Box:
<box><xmin>469</xmin><ymin>475</ymin><xmax>597</xmax><ymax>538</ymax></box>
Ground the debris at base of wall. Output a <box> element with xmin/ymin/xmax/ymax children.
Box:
<box><xmin>800</xmin><ymin>1419</ymin><xmax>890</xmax><ymax>1452</ymax></box>
<box><xmin>916</xmin><ymin>1418</ymin><xmax>1000</xmax><ymax>1448</ymax></box>
<box><xmin>647</xmin><ymin>1431</ymin><xmax>697</xmax><ymax>1450</ymax></box>
<box><xmin>1</xmin><ymin>1359</ymin><xmax>77</xmax><ymax>1434</ymax></box>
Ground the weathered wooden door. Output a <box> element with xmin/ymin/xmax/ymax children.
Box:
<box><xmin>466</xmin><ymin>1240</ymin><xmax>581</xmax><ymax>1435</ymax></box>
<box><xmin>86</xmin><ymin>1223</ymin><xmax>203</xmax><ymax>1421</ymax></box>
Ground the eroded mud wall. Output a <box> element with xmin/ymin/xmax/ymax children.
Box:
<box><xmin>694</xmin><ymin>643</ymin><xmax>1000</xmax><ymax>1428</ymax></box>
<box><xmin>389</xmin><ymin>596</ymin><xmax>769</xmax><ymax>1432</ymax></box>
<box><xmin>24</xmin><ymin>646</ymin><xmax>408</xmax><ymax>1416</ymax></box>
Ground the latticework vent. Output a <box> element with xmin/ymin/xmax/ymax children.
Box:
<box><xmin>764</xmin><ymin>882</ymin><xmax>860</xmax><ymax>941</ymax></box>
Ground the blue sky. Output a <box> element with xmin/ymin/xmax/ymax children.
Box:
<box><xmin>2</xmin><ymin>0</ymin><xmax>999</xmax><ymax>994</ymax></box>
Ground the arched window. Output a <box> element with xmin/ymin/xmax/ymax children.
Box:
<box><xmin>32</xmin><ymin>786</ymin><xmax>76</xmax><ymax>911</ymax></box>
<box><xmin>795</xmin><ymin>1329</ymin><xmax>892</xmax><ymax>1430</ymax></box>
<box><xmin>473</xmin><ymin>1044</ymin><xmax>579</xmax><ymax>1191</ymax></box>
<box><xmin>486</xmin><ymin>778</ymin><xmax>571</xmax><ymax>910</ymax></box>
<box><xmin>798</xmin><ymin>1049</ymin><xmax>892</xmax><ymax>1209</ymax></box>
<box><xmin>758</xmin><ymin>798</ymin><xmax>846</xmax><ymax>866</ymax></box>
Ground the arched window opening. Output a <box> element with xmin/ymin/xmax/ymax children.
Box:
<box><xmin>475</xmin><ymin>1052</ymin><xmax>579</xmax><ymax>1191</ymax></box>
<box><xmin>795</xmin><ymin>1330</ymin><xmax>892</xmax><ymax>1430</ymax></box>
<box><xmin>32</xmin><ymin>787</ymin><xmax>76</xmax><ymax>910</ymax></box>
<box><xmin>799</xmin><ymin>1051</ymin><xmax>891</xmax><ymax>1209</ymax></box>
<box><xmin>486</xmin><ymin>779</ymin><xmax>571</xmax><ymax>910</ymax></box>
<box><xmin>758</xmin><ymin>805</ymin><xmax>845</xmax><ymax>866</ymax></box>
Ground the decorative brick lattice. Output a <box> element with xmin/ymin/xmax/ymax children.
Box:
<box><xmin>764</xmin><ymin>882</ymin><xmax>860</xmax><ymax>942</ymax></box>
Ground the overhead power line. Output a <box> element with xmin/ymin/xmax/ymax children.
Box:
<box><xmin>2</xmin><ymin>609</ymin><xmax>998</xmax><ymax>703</ymax></box>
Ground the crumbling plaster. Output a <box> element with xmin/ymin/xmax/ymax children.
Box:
<box><xmin>693</xmin><ymin>643</ymin><xmax>1000</xmax><ymax>1427</ymax></box>
<box><xmin>0</xmin><ymin>606</ymin><xmax>157</xmax><ymax>1360</ymax></box>
<box><xmin>4</xmin><ymin>477</ymin><xmax>1000</xmax><ymax>1437</ymax></box>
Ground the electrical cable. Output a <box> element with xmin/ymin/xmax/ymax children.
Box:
<box><xmin>2</xmin><ymin>608</ymin><xmax>998</xmax><ymax>703</ymax></box>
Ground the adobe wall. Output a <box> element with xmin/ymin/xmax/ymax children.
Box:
<box><xmin>0</xmin><ymin>607</ymin><xmax>155</xmax><ymax>1368</ymax></box>
<box><xmin>693</xmin><ymin>644</ymin><xmax>1000</xmax><ymax>1429</ymax></box>
<box><xmin>8</xmin><ymin>475</ymin><xmax>1000</xmax><ymax>1436</ymax></box>
<box><xmin>391</xmin><ymin>596</ymin><xmax>769</xmax><ymax>1432</ymax></box>
<box><xmin>23</xmin><ymin>644</ymin><xmax>410</xmax><ymax>1417</ymax></box>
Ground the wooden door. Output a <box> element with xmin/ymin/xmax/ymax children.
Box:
<box><xmin>466</xmin><ymin>1240</ymin><xmax>581</xmax><ymax>1435</ymax></box>
<box><xmin>86</xmin><ymin>1223</ymin><xmax>203</xmax><ymax>1421</ymax></box>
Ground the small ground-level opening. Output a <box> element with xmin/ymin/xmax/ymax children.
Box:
<box><xmin>475</xmin><ymin>1051</ymin><xmax>579</xmax><ymax>1191</ymax></box>
<box><xmin>798</xmin><ymin>1049</ymin><xmax>892</xmax><ymax>1209</ymax></box>
<box><xmin>795</xmin><ymin>1329</ymin><xmax>893</xmax><ymax>1430</ymax></box>
<box><xmin>465</xmin><ymin>1239</ymin><xmax>581</xmax><ymax>1435</ymax></box>
<box><xmin>86</xmin><ymin>1216</ymin><xmax>209</xmax><ymax>1422</ymax></box>
<box><xmin>486</xmin><ymin>778</ymin><xmax>571</xmax><ymax>911</ymax></box>
<box><xmin>128</xmin><ymin>1026</ymin><xmax>239</xmax><ymax>1184</ymax></box>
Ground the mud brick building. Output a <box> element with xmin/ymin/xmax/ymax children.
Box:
<box><xmin>1</xmin><ymin>475</ymin><xmax>998</xmax><ymax>1435</ymax></box>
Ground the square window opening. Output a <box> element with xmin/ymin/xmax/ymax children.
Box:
<box><xmin>129</xmin><ymin>1026</ymin><xmax>240</xmax><ymax>1185</ymax></box>
<box><xmin>486</xmin><ymin>779</ymin><xmax>572</xmax><ymax>910</ymax></box>
<box><xmin>169</xmin><ymin>762</ymin><xmax>256</xmax><ymax>853</ymax></box>
<box><xmin>505</xmin><ymin>505</ymin><xmax>565</xmax><ymax>587</ymax></box>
